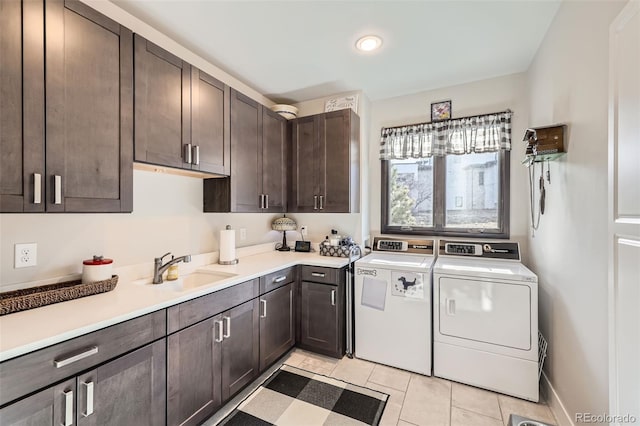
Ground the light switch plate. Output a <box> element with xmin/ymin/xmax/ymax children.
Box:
<box><xmin>15</xmin><ymin>243</ymin><xmax>37</xmax><ymax>268</ymax></box>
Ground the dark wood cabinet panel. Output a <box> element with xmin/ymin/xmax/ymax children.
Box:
<box><xmin>168</xmin><ymin>316</ymin><xmax>222</xmax><ymax>426</ymax></box>
<box><xmin>299</xmin><ymin>280</ymin><xmax>344</xmax><ymax>358</ymax></box>
<box><xmin>0</xmin><ymin>0</ymin><xmax>45</xmax><ymax>213</ymax></box>
<box><xmin>221</xmin><ymin>299</ymin><xmax>259</xmax><ymax>401</ymax></box>
<box><xmin>260</xmin><ymin>283</ymin><xmax>295</xmax><ymax>371</ymax></box>
<box><xmin>261</xmin><ymin>107</ymin><xmax>287</xmax><ymax>212</ymax></box>
<box><xmin>290</xmin><ymin>109</ymin><xmax>359</xmax><ymax>213</ymax></box>
<box><xmin>45</xmin><ymin>0</ymin><xmax>133</xmax><ymax>213</ymax></box>
<box><xmin>0</xmin><ymin>379</ymin><xmax>74</xmax><ymax>426</ymax></box>
<box><xmin>77</xmin><ymin>340</ymin><xmax>165</xmax><ymax>426</ymax></box>
<box><xmin>134</xmin><ymin>34</ymin><xmax>190</xmax><ymax>170</ymax></box>
<box><xmin>191</xmin><ymin>68</ymin><xmax>230</xmax><ymax>175</ymax></box>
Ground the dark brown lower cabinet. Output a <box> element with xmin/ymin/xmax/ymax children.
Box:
<box><xmin>168</xmin><ymin>316</ymin><xmax>222</xmax><ymax>426</ymax></box>
<box><xmin>299</xmin><ymin>281</ymin><xmax>344</xmax><ymax>358</ymax></box>
<box><xmin>221</xmin><ymin>299</ymin><xmax>260</xmax><ymax>401</ymax></box>
<box><xmin>0</xmin><ymin>340</ymin><xmax>165</xmax><ymax>426</ymax></box>
<box><xmin>259</xmin><ymin>283</ymin><xmax>295</xmax><ymax>371</ymax></box>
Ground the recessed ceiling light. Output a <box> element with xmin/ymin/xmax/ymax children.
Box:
<box><xmin>356</xmin><ymin>35</ymin><xmax>383</xmax><ymax>52</ymax></box>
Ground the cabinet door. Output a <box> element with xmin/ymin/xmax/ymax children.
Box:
<box><xmin>168</xmin><ymin>316</ymin><xmax>222</xmax><ymax>426</ymax></box>
<box><xmin>134</xmin><ymin>34</ymin><xmax>190</xmax><ymax>170</ymax></box>
<box><xmin>261</xmin><ymin>108</ymin><xmax>287</xmax><ymax>212</ymax></box>
<box><xmin>290</xmin><ymin>115</ymin><xmax>319</xmax><ymax>212</ymax></box>
<box><xmin>230</xmin><ymin>89</ymin><xmax>261</xmax><ymax>212</ymax></box>
<box><xmin>45</xmin><ymin>0</ymin><xmax>133</xmax><ymax>212</ymax></box>
<box><xmin>77</xmin><ymin>340</ymin><xmax>165</xmax><ymax>426</ymax></box>
<box><xmin>300</xmin><ymin>281</ymin><xmax>340</xmax><ymax>357</ymax></box>
<box><xmin>260</xmin><ymin>283</ymin><xmax>295</xmax><ymax>371</ymax></box>
<box><xmin>319</xmin><ymin>110</ymin><xmax>358</xmax><ymax>213</ymax></box>
<box><xmin>191</xmin><ymin>68</ymin><xmax>230</xmax><ymax>175</ymax></box>
<box><xmin>0</xmin><ymin>379</ymin><xmax>74</xmax><ymax>426</ymax></box>
<box><xmin>221</xmin><ymin>299</ymin><xmax>259</xmax><ymax>401</ymax></box>
<box><xmin>0</xmin><ymin>0</ymin><xmax>45</xmax><ymax>213</ymax></box>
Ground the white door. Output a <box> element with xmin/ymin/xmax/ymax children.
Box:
<box><xmin>608</xmin><ymin>0</ymin><xmax>640</xmax><ymax>423</ymax></box>
<box><xmin>438</xmin><ymin>277</ymin><xmax>531</xmax><ymax>350</ymax></box>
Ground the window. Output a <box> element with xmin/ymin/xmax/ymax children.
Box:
<box><xmin>381</xmin><ymin>151</ymin><xmax>510</xmax><ymax>238</ymax></box>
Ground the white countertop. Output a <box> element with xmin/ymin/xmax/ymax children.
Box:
<box><xmin>0</xmin><ymin>248</ymin><xmax>353</xmax><ymax>362</ymax></box>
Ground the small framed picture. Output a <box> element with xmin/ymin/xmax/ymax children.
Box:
<box><xmin>431</xmin><ymin>100</ymin><xmax>452</xmax><ymax>121</ymax></box>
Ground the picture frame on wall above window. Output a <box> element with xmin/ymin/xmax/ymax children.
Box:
<box><xmin>431</xmin><ymin>100</ymin><xmax>452</xmax><ymax>121</ymax></box>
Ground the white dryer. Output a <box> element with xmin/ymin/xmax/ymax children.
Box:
<box><xmin>433</xmin><ymin>241</ymin><xmax>539</xmax><ymax>402</ymax></box>
<box><xmin>355</xmin><ymin>238</ymin><xmax>435</xmax><ymax>375</ymax></box>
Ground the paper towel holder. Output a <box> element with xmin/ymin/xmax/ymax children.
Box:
<box><xmin>219</xmin><ymin>225</ymin><xmax>239</xmax><ymax>265</ymax></box>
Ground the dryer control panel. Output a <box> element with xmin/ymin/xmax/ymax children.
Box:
<box><xmin>373</xmin><ymin>237</ymin><xmax>434</xmax><ymax>255</ymax></box>
<box><xmin>440</xmin><ymin>240</ymin><xmax>521</xmax><ymax>261</ymax></box>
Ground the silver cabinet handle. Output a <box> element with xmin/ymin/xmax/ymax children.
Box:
<box><xmin>223</xmin><ymin>316</ymin><xmax>231</xmax><ymax>338</ymax></box>
<box><xmin>311</xmin><ymin>272</ymin><xmax>325</xmax><ymax>278</ymax></box>
<box><xmin>265</xmin><ymin>194</ymin><xmax>269</xmax><ymax>209</ymax></box>
<box><xmin>184</xmin><ymin>143</ymin><xmax>192</xmax><ymax>164</ymax></box>
<box><xmin>331</xmin><ymin>289</ymin><xmax>336</xmax><ymax>306</ymax></box>
<box><xmin>273</xmin><ymin>276</ymin><xmax>286</xmax><ymax>283</ymax></box>
<box><xmin>34</xmin><ymin>173</ymin><xmax>42</xmax><ymax>204</ymax></box>
<box><xmin>313</xmin><ymin>195</ymin><xmax>318</xmax><ymax>210</ymax></box>
<box><xmin>192</xmin><ymin>145</ymin><xmax>200</xmax><ymax>165</ymax></box>
<box><xmin>54</xmin><ymin>175</ymin><xmax>62</xmax><ymax>204</ymax></box>
<box><xmin>82</xmin><ymin>381</ymin><xmax>94</xmax><ymax>417</ymax></box>
<box><xmin>260</xmin><ymin>299</ymin><xmax>267</xmax><ymax>318</ymax></box>
<box><xmin>259</xmin><ymin>194</ymin><xmax>265</xmax><ymax>209</ymax></box>
<box><xmin>214</xmin><ymin>319</ymin><xmax>223</xmax><ymax>342</ymax></box>
<box><xmin>55</xmin><ymin>346</ymin><xmax>98</xmax><ymax>368</ymax></box>
<box><xmin>63</xmin><ymin>390</ymin><xmax>73</xmax><ymax>426</ymax></box>
<box><xmin>319</xmin><ymin>195</ymin><xmax>324</xmax><ymax>210</ymax></box>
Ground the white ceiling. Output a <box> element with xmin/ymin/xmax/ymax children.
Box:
<box><xmin>113</xmin><ymin>0</ymin><xmax>561</xmax><ymax>103</ymax></box>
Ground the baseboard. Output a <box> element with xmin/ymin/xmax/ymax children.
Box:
<box><xmin>541</xmin><ymin>371</ymin><xmax>574</xmax><ymax>426</ymax></box>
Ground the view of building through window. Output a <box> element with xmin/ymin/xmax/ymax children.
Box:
<box><xmin>387</xmin><ymin>152</ymin><xmax>500</xmax><ymax>231</ymax></box>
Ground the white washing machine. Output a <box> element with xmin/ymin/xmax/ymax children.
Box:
<box><xmin>433</xmin><ymin>241</ymin><xmax>539</xmax><ymax>401</ymax></box>
<box><xmin>354</xmin><ymin>238</ymin><xmax>435</xmax><ymax>375</ymax></box>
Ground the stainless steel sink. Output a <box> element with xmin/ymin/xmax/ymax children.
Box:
<box><xmin>134</xmin><ymin>271</ymin><xmax>237</xmax><ymax>292</ymax></box>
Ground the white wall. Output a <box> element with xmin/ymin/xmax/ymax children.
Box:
<box><xmin>526</xmin><ymin>0</ymin><xmax>625</xmax><ymax>422</ymax></box>
<box><xmin>368</xmin><ymin>73</ymin><xmax>531</xmax><ymax>252</ymax></box>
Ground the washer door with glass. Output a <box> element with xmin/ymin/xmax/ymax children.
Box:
<box><xmin>436</xmin><ymin>275</ymin><xmax>533</xmax><ymax>356</ymax></box>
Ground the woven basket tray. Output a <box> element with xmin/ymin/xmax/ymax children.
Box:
<box><xmin>319</xmin><ymin>243</ymin><xmax>360</xmax><ymax>258</ymax></box>
<box><xmin>0</xmin><ymin>275</ymin><xmax>118</xmax><ymax>316</ymax></box>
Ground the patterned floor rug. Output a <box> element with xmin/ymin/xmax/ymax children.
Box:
<box><xmin>218</xmin><ymin>364</ymin><xmax>388</xmax><ymax>425</ymax></box>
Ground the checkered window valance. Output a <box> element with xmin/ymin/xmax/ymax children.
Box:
<box><xmin>379</xmin><ymin>110</ymin><xmax>512</xmax><ymax>159</ymax></box>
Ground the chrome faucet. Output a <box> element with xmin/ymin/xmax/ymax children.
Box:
<box><xmin>153</xmin><ymin>252</ymin><xmax>191</xmax><ymax>284</ymax></box>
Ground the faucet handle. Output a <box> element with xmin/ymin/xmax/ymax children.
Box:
<box><xmin>184</xmin><ymin>255</ymin><xmax>192</xmax><ymax>263</ymax></box>
<box><xmin>156</xmin><ymin>252</ymin><xmax>172</xmax><ymax>263</ymax></box>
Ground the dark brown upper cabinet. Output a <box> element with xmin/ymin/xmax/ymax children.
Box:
<box><xmin>134</xmin><ymin>35</ymin><xmax>230</xmax><ymax>176</ymax></box>
<box><xmin>203</xmin><ymin>89</ymin><xmax>286</xmax><ymax>212</ymax></box>
<box><xmin>1</xmin><ymin>0</ymin><xmax>133</xmax><ymax>213</ymax></box>
<box><xmin>290</xmin><ymin>109</ymin><xmax>360</xmax><ymax>213</ymax></box>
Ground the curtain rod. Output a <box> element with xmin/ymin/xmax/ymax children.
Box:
<box><xmin>382</xmin><ymin>109</ymin><xmax>512</xmax><ymax>131</ymax></box>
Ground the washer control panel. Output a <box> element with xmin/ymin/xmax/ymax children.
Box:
<box><xmin>439</xmin><ymin>240</ymin><xmax>521</xmax><ymax>261</ymax></box>
<box><xmin>373</xmin><ymin>237</ymin><xmax>434</xmax><ymax>254</ymax></box>
<box><xmin>444</xmin><ymin>243</ymin><xmax>483</xmax><ymax>256</ymax></box>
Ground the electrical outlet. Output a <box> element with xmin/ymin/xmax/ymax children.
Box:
<box><xmin>300</xmin><ymin>225</ymin><xmax>308</xmax><ymax>237</ymax></box>
<box><xmin>239</xmin><ymin>228</ymin><xmax>247</xmax><ymax>241</ymax></box>
<box><xmin>15</xmin><ymin>243</ymin><xmax>37</xmax><ymax>268</ymax></box>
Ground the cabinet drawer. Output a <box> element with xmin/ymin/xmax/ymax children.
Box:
<box><xmin>168</xmin><ymin>279</ymin><xmax>259</xmax><ymax>334</ymax></box>
<box><xmin>300</xmin><ymin>265</ymin><xmax>339</xmax><ymax>285</ymax></box>
<box><xmin>0</xmin><ymin>310</ymin><xmax>166</xmax><ymax>406</ymax></box>
<box><xmin>260</xmin><ymin>267</ymin><xmax>296</xmax><ymax>294</ymax></box>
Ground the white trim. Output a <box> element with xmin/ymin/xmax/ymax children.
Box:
<box><xmin>541</xmin><ymin>371</ymin><xmax>574</xmax><ymax>426</ymax></box>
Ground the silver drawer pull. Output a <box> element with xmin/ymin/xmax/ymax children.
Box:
<box><xmin>313</xmin><ymin>195</ymin><xmax>318</xmax><ymax>210</ymax></box>
<box><xmin>265</xmin><ymin>194</ymin><xmax>269</xmax><ymax>209</ymax></box>
<box><xmin>311</xmin><ymin>272</ymin><xmax>325</xmax><ymax>278</ymax></box>
<box><xmin>55</xmin><ymin>346</ymin><xmax>98</xmax><ymax>368</ymax></box>
<box><xmin>83</xmin><ymin>381</ymin><xmax>94</xmax><ymax>417</ymax></box>
<box><xmin>259</xmin><ymin>194</ymin><xmax>265</xmax><ymax>209</ymax></box>
<box><xmin>54</xmin><ymin>175</ymin><xmax>62</xmax><ymax>204</ymax></box>
<box><xmin>184</xmin><ymin>143</ymin><xmax>192</xmax><ymax>164</ymax></box>
<box><xmin>319</xmin><ymin>195</ymin><xmax>324</xmax><ymax>210</ymax></box>
<box><xmin>223</xmin><ymin>316</ymin><xmax>231</xmax><ymax>338</ymax></box>
<box><xmin>34</xmin><ymin>173</ymin><xmax>42</xmax><ymax>204</ymax></box>
<box><xmin>63</xmin><ymin>390</ymin><xmax>73</xmax><ymax>426</ymax></box>
<box><xmin>214</xmin><ymin>320</ymin><xmax>224</xmax><ymax>343</ymax></box>
<box><xmin>193</xmin><ymin>145</ymin><xmax>200</xmax><ymax>165</ymax></box>
<box><xmin>331</xmin><ymin>289</ymin><xmax>336</xmax><ymax>306</ymax></box>
<box><xmin>273</xmin><ymin>276</ymin><xmax>287</xmax><ymax>283</ymax></box>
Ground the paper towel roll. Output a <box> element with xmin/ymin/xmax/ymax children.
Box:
<box><xmin>219</xmin><ymin>227</ymin><xmax>237</xmax><ymax>264</ymax></box>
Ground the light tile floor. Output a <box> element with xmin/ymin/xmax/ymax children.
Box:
<box><xmin>281</xmin><ymin>349</ymin><xmax>557</xmax><ymax>426</ymax></box>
